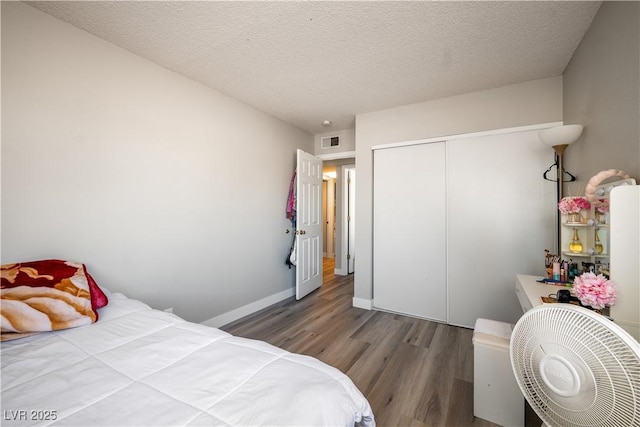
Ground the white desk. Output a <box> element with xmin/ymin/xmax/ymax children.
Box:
<box><xmin>515</xmin><ymin>274</ymin><xmax>571</xmax><ymax>312</ymax></box>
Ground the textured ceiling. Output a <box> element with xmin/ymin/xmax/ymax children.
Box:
<box><xmin>27</xmin><ymin>1</ymin><xmax>602</xmax><ymax>134</ymax></box>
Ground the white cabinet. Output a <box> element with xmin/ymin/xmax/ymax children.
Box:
<box><xmin>372</xmin><ymin>127</ymin><xmax>555</xmax><ymax>327</ymax></box>
<box><xmin>559</xmin><ymin>199</ymin><xmax>610</xmax><ymax>271</ymax></box>
<box><xmin>609</xmin><ymin>186</ymin><xmax>640</xmax><ymax>340</ymax></box>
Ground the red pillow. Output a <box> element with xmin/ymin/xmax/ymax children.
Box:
<box><xmin>84</xmin><ymin>266</ymin><xmax>109</xmax><ymax>309</ymax></box>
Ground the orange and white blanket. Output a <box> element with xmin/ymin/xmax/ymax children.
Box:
<box><xmin>1</xmin><ymin>260</ymin><xmax>100</xmax><ymax>341</ymax></box>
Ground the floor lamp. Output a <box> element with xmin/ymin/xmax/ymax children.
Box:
<box><xmin>539</xmin><ymin>124</ymin><xmax>584</xmax><ymax>253</ymax></box>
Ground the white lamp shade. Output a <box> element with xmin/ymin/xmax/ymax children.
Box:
<box><xmin>539</xmin><ymin>124</ymin><xmax>584</xmax><ymax>147</ymax></box>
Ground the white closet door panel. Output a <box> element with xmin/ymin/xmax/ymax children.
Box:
<box><xmin>447</xmin><ymin>130</ymin><xmax>555</xmax><ymax>327</ymax></box>
<box><xmin>373</xmin><ymin>143</ymin><xmax>447</xmax><ymax>321</ymax></box>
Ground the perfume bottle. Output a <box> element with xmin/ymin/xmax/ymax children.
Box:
<box><xmin>569</xmin><ymin>228</ymin><xmax>583</xmax><ymax>254</ymax></box>
<box><xmin>595</xmin><ymin>228</ymin><xmax>604</xmax><ymax>254</ymax></box>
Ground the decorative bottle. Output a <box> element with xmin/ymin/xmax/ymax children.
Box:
<box><xmin>595</xmin><ymin>228</ymin><xmax>604</xmax><ymax>254</ymax></box>
<box><xmin>569</xmin><ymin>228</ymin><xmax>583</xmax><ymax>254</ymax></box>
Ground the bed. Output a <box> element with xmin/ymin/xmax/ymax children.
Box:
<box><xmin>1</xmin><ymin>260</ymin><xmax>375</xmax><ymax>426</ymax></box>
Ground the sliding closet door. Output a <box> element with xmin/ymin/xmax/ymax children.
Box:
<box><xmin>447</xmin><ymin>130</ymin><xmax>555</xmax><ymax>327</ymax></box>
<box><xmin>373</xmin><ymin>142</ymin><xmax>447</xmax><ymax>321</ymax></box>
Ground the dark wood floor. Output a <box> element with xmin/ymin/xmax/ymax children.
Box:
<box><xmin>222</xmin><ymin>259</ymin><xmax>499</xmax><ymax>427</ymax></box>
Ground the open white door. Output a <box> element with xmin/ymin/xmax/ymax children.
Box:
<box><xmin>295</xmin><ymin>149</ymin><xmax>323</xmax><ymax>300</ymax></box>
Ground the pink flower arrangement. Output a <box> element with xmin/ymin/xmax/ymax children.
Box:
<box><xmin>572</xmin><ymin>272</ymin><xmax>617</xmax><ymax>309</ymax></box>
<box><xmin>596</xmin><ymin>199</ymin><xmax>609</xmax><ymax>213</ymax></box>
<box><xmin>558</xmin><ymin>197</ymin><xmax>591</xmax><ymax>214</ymax></box>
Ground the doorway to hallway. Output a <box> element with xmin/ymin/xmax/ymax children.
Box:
<box><xmin>322</xmin><ymin>160</ymin><xmax>355</xmax><ymax>277</ymax></box>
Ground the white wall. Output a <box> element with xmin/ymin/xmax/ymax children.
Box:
<box><xmin>1</xmin><ymin>2</ymin><xmax>313</xmax><ymax>323</ymax></box>
<box><xmin>562</xmin><ymin>1</ymin><xmax>639</xmax><ymax>341</ymax></box>
<box><xmin>562</xmin><ymin>1</ymin><xmax>639</xmax><ymax>188</ymax></box>
<box><xmin>354</xmin><ymin>77</ymin><xmax>563</xmax><ymax>301</ymax></box>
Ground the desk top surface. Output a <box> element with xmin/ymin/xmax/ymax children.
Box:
<box><xmin>515</xmin><ymin>274</ymin><xmax>571</xmax><ymax>311</ymax></box>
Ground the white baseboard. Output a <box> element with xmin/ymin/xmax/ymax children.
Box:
<box><xmin>352</xmin><ymin>297</ymin><xmax>372</xmax><ymax>310</ymax></box>
<box><xmin>201</xmin><ymin>288</ymin><xmax>295</xmax><ymax>328</ymax></box>
<box><xmin>334</xmin><ymin>267</ymin><xmax>347</xmax><ymax>276</ymax></box>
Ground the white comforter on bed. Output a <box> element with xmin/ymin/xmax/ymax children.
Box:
<box><xmin>1</xmin><ymin>292</ymin><xmax>374</xmax><ymax>427</ymax></box>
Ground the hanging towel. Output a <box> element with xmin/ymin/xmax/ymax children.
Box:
<box><xmin>286</xmin><ymin>170</ymin><xmax>296</xmax><ymax>227</ymax></box>
<box><xmin>285</xmin><ymin>170</ymin><xmax>297</xmax><ymax>269</ymax></box>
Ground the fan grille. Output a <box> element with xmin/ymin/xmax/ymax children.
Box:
<box><xmin>511</xmin><ymin>304</ymin><xmax>640</xmax><ymax>427</ymax></box>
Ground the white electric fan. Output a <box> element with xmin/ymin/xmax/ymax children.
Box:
<box><xmin>510</xmin><ymin>304</ymin><xmax>640</xmax><ymax>427</ymax></box>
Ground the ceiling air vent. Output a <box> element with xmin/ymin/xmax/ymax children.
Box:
<box><xmin>321</xmin><ymin>135</ymin><xmax>340</xmax><ymax>149</ymax></box>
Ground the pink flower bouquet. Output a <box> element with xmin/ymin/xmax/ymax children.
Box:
<box><xmin>572</xmin><ymin>272</ymin><xmax>617</xmax><ymax>309</ymax></box>
<box><xmin>558</xmin><ymin>197</ymin><xmax>591</xmax><ymax>214</ymax></box>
